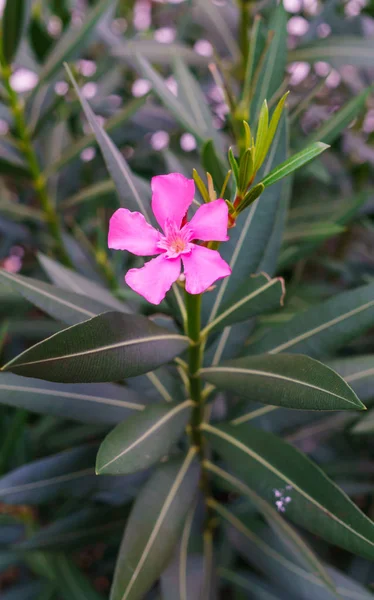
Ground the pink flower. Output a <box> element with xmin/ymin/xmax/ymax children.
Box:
<box><xmin>108</xmin><ymin>172</ymin><xmax>231</xmax><ymax>305</ymax></box>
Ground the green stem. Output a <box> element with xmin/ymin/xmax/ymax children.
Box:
<box><xmin>185</xmin><ymin>292</ymin><xmax>215</xmax><ymax>531</ymax></box>
<box><xmin>239</xmin><ymin>0</ymin><xmax>250</xmax><ymax>66</ymax></box>
<box><xmin>0</xmin><ymin>58</ymin><xmax>72</xmax><ymax>267</ymax></box>
<box><xmin>185</xmin><ymin>291</ymin><xmax>203</xmax><ymax>452</ymax></box>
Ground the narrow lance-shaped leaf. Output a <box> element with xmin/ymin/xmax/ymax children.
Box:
<box><xmin>65</xmin><ymin>64</ymin><xmax>151</xmax><ymax>219</ymax></box>
<box><xmin>0</xmin><ymin>445</ymin><xmax>97</xmax><ymax>504</ymax></box>
<box><xmin>1</xmin><ymin>0</ymin><xmax>31</xmax><ymax>64</ymax></box>
<box><xmin>201</xmin><ymin>354</ymin><xmax>365</xmax><ymax>411</ymax></box>
<box><xmin>134</xmin><ymin>54</ymin><xmax>202</xmax><ymax>141</ymax></box>
<box><xmin>202</xmin><ymin>274</ymin><xmax>285</xmax><ymax>336</ymax></box>
<box><xmin>2</xmin><ymin>312</ymin><xmax>189</xmax><ymax>383</ymax></box>
<box><xmin>0</xmin><ymin>269</ymin><xmax>127</xmax><ymax>326</ymax></box>
<box><xmin>37</xmin><ymin>252</ymin><xmax>129</xmax><ymax>313</ymax></box>
<box><xmin>259</xmin><ymin>142</ymin><xmax>329</xmax><ymax>188</ymax></box>
<box><xmin>206</xmin><ymin>462</ymin><xmax>336</xmax><ymax>594</ymax></box>
<box><xmin>202</xmin><ymin>422</ymin><xmax>374</xmax><ymax>560</ymax></box>
<box><xmin>36</xmin><ymin>0</ymin><xmax>115</xmax><ymax>88</ymax></box>
<box><xmin>96</xmin><ymin>401</ymin><xmax>193</xmax><ymax>475</ymax></box>
<box><xmin>0</xmin><ymin>372</ymin><xmax>145</xmax><ymax>425</ymax></box>
<box><xmin>111</xmin><ymin>451</ymin><xmax>200</xmax><ymax>600</ymax></box>
<box><xmin>288</xmin><ymin>36</ymin><xmax>374</xmax><ymax>69</ymax></box>
<box><xmin>306</xmin><ymin>86</ymin><xmax>373</xmax><ymax>146</ymax></box>
<box><xmin>247</xmin><ymin>280</ymin><xmax>374</xmax><ymax>358</ymax></box>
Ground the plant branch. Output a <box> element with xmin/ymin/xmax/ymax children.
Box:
<box><xmin>0</xmin><ymin>56</ymin><xmax>72</xmax><ymax>267</ymax></box>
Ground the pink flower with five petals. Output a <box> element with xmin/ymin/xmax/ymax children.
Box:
<box><xmin>108</xmin><ymin>172</ymin><xmax>231</xmax><ymax>305</ymax></box>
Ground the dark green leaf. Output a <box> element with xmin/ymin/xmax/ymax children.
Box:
<box><xmin>0</xmin><ymin>445</ymin><xmax>97</xmax><ymax>504</ymax></box>
<box><xmin>0</xmin><ymin>372</ymin><xmax>145</xmax><ymax>424</ymax></box>
<box><xmin>201</xmin><ymin>354</ymin><xmax>364</xmax><ymax>411</ymax></box>
<box><xmin>50</xmin><ymin>554</ymin><xmax>105</xmax><ymax>600</ymax></box>
<box><xmin>203</xmin><ymin>274</ymin><xmax>285</xmax><ymax>336</ymax></box>
<box><xmin>202</xmin><ymin>422</ymin><xmax>374</xmax><ymax>559</ymax></box>
<box><xmin>111</xmin><ymin>451</ymin><xmax>199</xmax><ymax>600</ymax></box>
<box><xmin>260</xmin><ymin>143</ymin><xmax>329</xmax><ymax>188</ymax></box>
<box><xmin>306</xmin><ymin>87</ymin><xmax>372</xmax><ymax>146</ymax></box>
<box><xmin>18</xmin><ymin>507</ymin><xmax>126</xmax><ymax>550</ymax></box>
<box><xmin>247</xmin><ymin>281</ymin><xmax>374</xmax><ymax>358</ymax></box>
<box><xmin>134</xmin><ymin>54</ymin><xmax>202</xmax><ymax>142</ymax></box>
<box><xmin>288</xmin><ymin>37</ymin><xmax>374</xmax><ymax>68</ymax></box>
<box><xmin>65</xmin><ymin>65</ymin><xmax>151</xmax><ymax>218</ymax></box>
<box><xmin>1</xmin><ymin>0</ymin><xmax>31</xmax><ymax>64</ymax></box>
<box><xmin>251</xmin><ymin>2</ymin><xmax>287</xmax><ymax>122</ymax></box>
<box><xmin>113</xmin><ymin>40</ymin><xmax>208</xmax><ymax>66</ymax></box>
<box><xmin>96</xmin><ymin>400</ymin><xmax>193</xmax><ymax>475</ymax></box>
<box><xmin>0</xmin><ymin>269</ymin><xmax>125</xmax><ymax>326</ymax></box>
<box><xmin>207</xmin><ymin>462</ymin><xmax>336</xmax><ymax>593</ymax></box>
<box><xmin>2</xmin><ymin>312</ymin><xmax>188</xmax><ymax>383</ymax></box>
<box><xmin>37</xmin><ymin>253</ymin><xmax>129</xmax><ymax>313</ymax></box>
<box><xmin>201</xmin><ymin>140</ymin><xmax>227</xmax><ymax>194</ymax></box>
<box><xmin>36</xmin><ymin>0</ymin><xmax>114</xmax><ymax>87</ymax></box>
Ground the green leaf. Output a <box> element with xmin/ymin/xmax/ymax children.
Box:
<box><xmin>61</xmin><ymin>179</ymin><xmax>116</xmax><ymax>210</ymax></box>
<box><xmin>96</xmin><ymin>400</ymin><xmax>193</xmax><ymax>475</ymax></box>
<box><xmin>204</xmin><ymin>113</ymin><xmax>287</xmax><ymax>327</ymax></box>
<box><xmin>37</xmin><ymin>253</ymin><xmax>129</xmax><ymax>313</ymax></box>
<box><xmin>111</xmin><ymin>451</ymin><xmax>199</xmax><ymax>600</ymax></box>
<box><xmin>228</xmin><ymin>147</ymin><xmax>239</xmax><ymax>185</ymax></box>
<box><xmin>2</xmin><ymin>311</ymin><xmax>189</xmax><ymax>383</ymax></box>
<box><xmin>288</xmin><ymin>37</ymin><xmax>374</xmax><ymax>68</ymax></box>
<box><xmin>202</xmin><ymin>422</ymin><xmax>374</xmax><ymax>559</ymax></box>
<box><xmin>65</xmin><ymin>64</ymin><xmax>151</xmax><ymax>218</ymax></box>
<box><xmin>50</xmin><ymin>554</ymin><xmax>105</xmax><ymax>600</ymax></box>
<box><xmin>36</xmin><ymin>0</ymin><xmax>115</xmax><ymax>88</ymax></box>
<box><xmin>247</xmin><ymin>281</ymin><xmax>374</xmax><ymax>359</ymax></box>
<box><xmin>0</xmin><ymin>445</ymin><xmax>97</xmax><ymax>504</ymax></box>
<box><xmin>201</xmin><ymin>140</ymin><xmax>227</xmax><ymax>194</ymax></box>
<box><xmin>236</xmin><ymin>182</ymin><xmax>265</xmax><ymax>213</ymax></box>
<box><xmin>260</xmin><ymin>143</ymin><xmax>329</xmax><ymax>188</ymax></box>
<box><xmin>1</xmin><ymin>0</ymin><xmax>31</xmax><ymax>64</ymax></box>
<box><xmin>192</xmin><ymin>169</ymin><xmax>210</xmax><ymax>203</ymax></box>
<box><xmin>251</xmin><ymin>2</ymin><xmax>287</xmax><ymax>122</ymax></box>
<box><xmin>351</xmin><ymin>409</ymin><xmax>374</xmax><ymax>435</ymax></box>
<box><xmin>305</xmin><ymin>87</ymin><xmax>372</xmax><ymax>146</ymax></box>
<box><xmin>201</xmin><ymin>354</ymin><xmax>365</xmax><ymax>411</ymax></box>
<box><xmin>113</xmin><ymin>40</ymin><xmax>208</xmax><ymax>66</ymax></box>
<box><xmin>0</xmin><ymin>372</ymin><xmax>145</xmax><ymax>424</ymax></box>
<box><xmin>219</xmin><ymin>569</ymin><xmax>282</xmax><ymax>600</ymax></box>
<box><xmin>0</xmin><ymin>269</ymin><xmax>126</xmax><ymax>326</ymax></box>
<box><xmin>174</xmin><ymin>57</ymin><xmax>218</xmax><ymax>145</ymax></box>
<box><xmin>134</xmin><ymin>54</ymin><xmax>203</xmax><ymax>142</ymax></box>
<box><xmin>203</xmin><ymin>274</ymin><xmax>284</xmax><ymax>336</ymax></box>
<box><xmin>327</xmin><ymin>355</ymin><xmax>374</xmax><ymax>402</ymax></box>
<box><xmin>18</xmin><ymin>507</ymin><xmax>126</xmax><ymax>550</ymax></box>
<box><xmin>238</xmin><ymin>148</ymin><xmax>254</xmax><ymax>193</ymax></box>
<box><xmin>254</xmin><ymin>100</ymin><xmax>269</xmax><ymax>172</ymax></box>
<box><xmin>206</xmin><ymin>462</ymin><xmax>336</xmax><ymax>594</ymax></box>
<box><xmin>45</xmin><ymin>96</ymin><xmax>147</xmax><ymax>177</ymax></box>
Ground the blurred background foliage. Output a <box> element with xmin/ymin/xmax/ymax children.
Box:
<box><xmin>0</xmin><ymin>0</ymin><xmax>373</xmax><ymax>598</ymax></box>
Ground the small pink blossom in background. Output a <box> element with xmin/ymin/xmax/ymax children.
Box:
<box><xmin>108</xmin><ymin>173</ymin><xmax>231</xmax><ymax>304</ymax></box>
<box><xmin>2</xmin><ymin>246</ymin><xmax>24</xmax><ymax>274</ymax></box>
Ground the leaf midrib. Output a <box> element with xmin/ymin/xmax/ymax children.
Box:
<box><xmin>202</xmin><ymin>424</ymin><xmax>374</xmax><ymax>548</ymax></box>
<box><xmin>5</xmin><ymin>334</ymin><xmax>188</xmax><ymax>370</ymax></box>
<box><xmin>269</xmin><ymin>299</ymin><xmax>374</xmax><ymax>354</ymax></box>
<box><xmin>98</xmin><ymin>400</ymin><xmax>193</xmax><ymax>471</ymax></box>
<box><xmin>200</xmin><ymin>366</ymin><xmax>358</xmax><ymax>406</ymax></box>
<box><xmin>120</xmin><ymin>448</ymin><xmax>197</xmax><ymax>600</ymax></box>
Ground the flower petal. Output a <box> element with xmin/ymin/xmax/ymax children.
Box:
<box><xmin>151</xmin><ymin>173</ymin><xmax>195</xmax><ymax>230</ymax></box>
<box><xmin>182</xmin><ymin>245</ymin><xmax>231</xmax><ymax>295</ymax></box>
<box><xmin>125</xmin><ymin>255</ymin><xmax>181</xmax><ymax>305</ymax></box>
<box><xmin>188</xmin><ymin>199</ymin><xmax>229</xmax><ymax>242</ymax></box>
<box><xmin>108</xmin><ymin>209</ymin><xmax>161</xmax><ymax>256</ymax></box>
